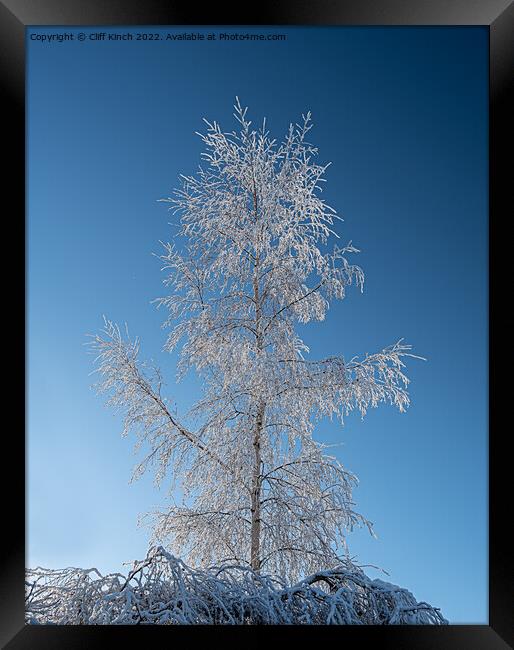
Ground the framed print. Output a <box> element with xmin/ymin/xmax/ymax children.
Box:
<box><xmin>1</xmin><ymin>1</ymin><xmax>512</xmax><ymax>647</ymax></box>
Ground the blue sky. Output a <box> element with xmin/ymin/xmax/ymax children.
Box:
<box><xmin>27</xmin><ymin>26</ymin><xmax>488</xmax><ymax>623</ymax></box>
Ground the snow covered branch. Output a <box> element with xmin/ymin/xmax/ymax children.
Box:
<box><xmin>88</xmin><ymin>318</ymin><xmax>235</xmax><ymax>487</ymax></box>
<box><xmin>26</xmin><ymin>547</ymin><xmax>447</xmax><ymax>625</ymax></box>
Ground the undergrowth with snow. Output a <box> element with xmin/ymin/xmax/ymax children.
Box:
<box><xmin>26</xmin><ymin>546</ymin><xmax>447</xmax><ymax>625</ymax></box>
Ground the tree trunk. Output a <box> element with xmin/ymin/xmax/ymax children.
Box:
<box><xmin>250</xmin><ymin>171</ymin><xmax>264</xmax><ymax>573</ymax></box>
<box><xmin>250</xmin><ymin>270</ymin><xmax>264</xmax><ymax>572</ymax></box>
<box><xmin>250</xmin><ymin>399</ymin><xmax>264</xmax><ymax>571</ymax></box>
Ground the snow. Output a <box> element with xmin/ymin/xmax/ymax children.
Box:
<box><xmin>26</xmin><ymin>546</ymin><xmax>447</xmax><ymax>625</ymax></box>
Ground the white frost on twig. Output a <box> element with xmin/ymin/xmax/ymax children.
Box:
<box><xmin>26</xmin><ymin>547</ymin><xmax>447</xmax><ymax>625</ymax></box>
<box><xmin>85</xmin><ymin>101</ymin><xmax>426</xmax><ymax>583</ymax></box>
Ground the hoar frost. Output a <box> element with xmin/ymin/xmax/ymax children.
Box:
<box><xmin>27</xmin><ymin>101</ymin><xmax>442</xmax><ymax>625</ymax></box>
<box><xmin>26</xmin><ymin>547</ymin><xmax>447</xmax><ymax>625</ymax></box>
<box><xmin>90</xmin><ymin>99</ymin><xmax>422</xmax><ymax>580</ymax></box>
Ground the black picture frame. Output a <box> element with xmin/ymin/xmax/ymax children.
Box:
<box><xmin>2</xmin><ymin>1</ymin><xmax>511</xmax><ymax>647</ymax></box>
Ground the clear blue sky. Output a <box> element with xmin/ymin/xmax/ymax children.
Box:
<box><xmin>27</xmin><ymin>26</ymin><xmax>488</xmax><ymax>623</ymax></box>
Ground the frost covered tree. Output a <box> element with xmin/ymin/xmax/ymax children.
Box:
<box><xmin>90</xmin><ymin>99</ymin><xmax>420</xmax><ymax>582</ymax></box>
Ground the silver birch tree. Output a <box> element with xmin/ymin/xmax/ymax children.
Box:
<box><xmin>90</xmin><ymin>99</ymin><xmax>420</xmax><ymax>582</ymax></box>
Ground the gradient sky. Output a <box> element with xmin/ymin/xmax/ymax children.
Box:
<box><xmin>27</xmin><ymin>26</ymin><xmax>488</xmax><ymax>623</ymax></box>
